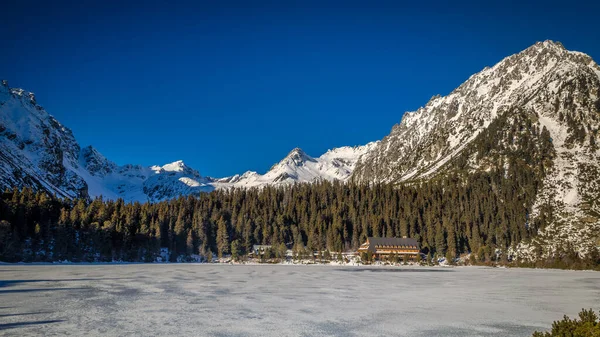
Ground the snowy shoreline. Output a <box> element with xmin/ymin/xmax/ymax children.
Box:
<box><xmin>3</xmin><ymin>260</ymin><xmax>598</xmax><ymax>272</ymax></box>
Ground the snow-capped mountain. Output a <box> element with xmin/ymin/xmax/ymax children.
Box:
<box><xmin>0</xmin><ymin>82</ymin><xmax>376</xmax><ymax>202</ymax></box>
<box><xmin>352</xmin><ymin>40</ymin><xmax>600</xmax><ymax>258</ymax></box>
<box><xmin>214</xmin><ymin>144</ymin><xmax>378</xmax><ymax>189</ymax></box>
<box><xmin>353</xmin><ymin>41</ymin><xmax>599</xmax><ymax>184</ymax></box>
<box><xmin>0</xmin><ymin>80</ymin><xmax>88</xmax><ymax>199</ymax></box>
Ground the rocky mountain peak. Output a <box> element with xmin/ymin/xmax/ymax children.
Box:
<box><xmin>530</xmin><ymin>39</ymin><xmax>565</xmax><ymax>51</ymax></box>
<box><xmin>161</xmin><ymin>160</ymin><xmax>187</xmax><ymax>172</ymax></box>
<box><xmin>353</xmin><ymin>41</ymin><xmax>600</xmax><ymax>185</ymax></box>
<box><xmin>287</xmin><ymin>147</ymin><xmax>307</xmax><ymax>158</ymax></box>
<box><xmin>147</xmin><ymin>160</ymin><xmax>201</xmax><ymax>179</ymax></box>
<box><xmin>80</xmin><ymin>145</ymin><xmax>116</xmax><ymax>177</ymax></box>
<box><xmin>0</xmin><ymin>81</ymin><xmax>86</xmax><ymax>198</ymax></box>
<box><xmin>281</xmin><ymin>147</ymin><xmax>315</xmax><ymax>166</ymax></box>
<box><xmin>9</xmin><ymin>88</ymin><xmax>37</xmax><ymax>106</ymax></box>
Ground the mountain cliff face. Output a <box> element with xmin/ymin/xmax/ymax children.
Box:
<box><xmin>0</xmin><ymin>80</ymin><xmax>88</xmax><ymax>199</ymax></box>
<box><xmin>0</xmin><ymin>83</ymin><xmax>375</xmax><ymax>202</ymax></box>
<box><xmin>352</xmin><ymin>40</ymin><xmax>600</xmax><ymax>258</ymax></box>
<box><xmin>353</xmin><ymin>41</ymin><xmax>599</xmax><ymax>183</ymax></box>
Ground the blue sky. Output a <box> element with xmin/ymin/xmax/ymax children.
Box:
<box><xmin>2</xmin><ymin>0</ymin><xmax>599</xmax><ymax>177</ymax></box>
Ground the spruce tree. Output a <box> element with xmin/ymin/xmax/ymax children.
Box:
<box><xmin>216</xmin><ymin>217</ymin><xmax>229</xmax><ymax>259</ymax></box>
<box><xmin>231</xmin><ymin>240</ymin><xmax>239</xmax><ymax>262</ymax></box>
<box><xmin>186</xmin><ymin>229</ymin><xmax>194</xmax><ymax>256</ymax></box>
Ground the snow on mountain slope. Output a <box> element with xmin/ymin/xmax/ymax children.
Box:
<box><xmin>213</xmin><ymin>143</ymin><xmax>378</xmax><ymax>189</ymax></box>
<box><xmin>0</xmin><ymin>80</ymin><xmax>87</xmax><ymax>199</ymax></box>
<box><xmin>353</xmin><ymin>41</ymin><xmax>599</xmax><ymax>184</ymax></box>
<box><xmin>0</xmin><ymin>81</ymin><xmax>376</xmax><ymax>202</ymax></box>
<box><xmin>81</xmin><ymin>143</ymin><xmax>379</xmax><ymax>202</ymax></box>
<box><xmin>352</xmin><ymin>40</ymin><xmax>600</xmax><ymax>258</ymax></box>
<box><xmin>515</xmin><ymin>46</ymin><xmax>600</xmax><ymax>260</ymax></box>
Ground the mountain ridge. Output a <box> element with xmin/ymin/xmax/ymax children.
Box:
<box><xmin>0</xmin><ymin>83</ymin><xmax>376</xmax><ymax>202</ymax></box>
<box><xmin>352</xmin><ymin>39</ymin><xmax>600</xmax><ymax>259</ymax></box>
<box><xmin>353</xmin><ymin>40</ymin><xmax>598</xmax><ymax>183</ymax></box>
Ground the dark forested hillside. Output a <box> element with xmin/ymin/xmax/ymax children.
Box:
<box><xmin>1</xmin><ymin>170</ymin><xmax>597</xmax><ymax>268</ymax></box>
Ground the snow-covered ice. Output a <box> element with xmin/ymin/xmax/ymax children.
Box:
<box><xmin>1</xmin><ymin>264</ymin><xmax>598</xmax><ymax>336</ymax></box>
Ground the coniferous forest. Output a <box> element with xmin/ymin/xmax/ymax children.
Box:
<box><xmin>1</xmin><ymin>111</ymin><xmax>599</xmax><ymax>269</ymax></box>
<box><xmin>1</xmin><ymin>168</ymin><xmax>598</xmax><ymax>268</ymax></box>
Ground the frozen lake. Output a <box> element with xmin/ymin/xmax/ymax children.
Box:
<box><xmin>0</xmin><ymin>264</ymin><xmax>598</xmax><ymax>336</ymax></box>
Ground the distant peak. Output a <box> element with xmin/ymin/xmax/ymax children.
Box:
<box><xmin>285</xmin><ymin>147</ymin><xmax>315</xmax><ymax>163</ymax></box>
<box><xmin>161</xmin><ymin>160</ymin><xmax>187</xmax><ymax>172</ymax></box>
<box><xmin>241</xmin><ymin>170</ymin><xmax>259</xmax><ymax>178</ymax></box>
<box><xmin>269</xmin><ymin>147</ymin><xmax>316</xmax><ymax>170</ymax></box>
<box><xmin>287</xmin><ymin>147</ymin><xmax>307</xmax><ymax>157</ymax></box>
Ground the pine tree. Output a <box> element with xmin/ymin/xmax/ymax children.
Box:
<box><xmin>186</xmin><ymin>229</ymin><xmax>194</xmax><ymax>256</ymax></box>
<box><xmin>216</xmin><ymin>217</ymin><xmax>229</xmax><ymax>259</ymax></box>
<box><xmin>435</xmin><ymin>221</ymin><xmax>446</xmax><ymax>257</ymax></box>
<box><xmin>426</xmin><ymin>251</ymin><xmax>432</xmax><ymax>266</ymax></box>
<box><xmin>231</xmin><ymin>240</ymin><xmax>239</xmax><ymax>262</ymax></box>
<box><xmin>445</xmin><ymin>250</ymin><xmax>455</xmax><ymax>265</ymax></box>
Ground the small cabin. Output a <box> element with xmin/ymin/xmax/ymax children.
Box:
<box><xmin>357</xmin><ymin>237</ymin><xmax>420</xmax><ymax>260</ymax></box>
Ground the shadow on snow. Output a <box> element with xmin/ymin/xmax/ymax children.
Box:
<box><xmin>0</xmin><ymin>320</ymin><xmax>65</xmax><ymax>331</ymax></box>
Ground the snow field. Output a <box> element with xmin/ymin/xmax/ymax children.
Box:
<box><xmin>1</xmin><ymin>264</ymin><xmax>599</xmax><ymax>336</ymax></box>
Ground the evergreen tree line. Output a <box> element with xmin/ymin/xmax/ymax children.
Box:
<box><xmin>0</xmin><ymin>165</ymin><xmax>575</xmax><ymax>264</ymax></box>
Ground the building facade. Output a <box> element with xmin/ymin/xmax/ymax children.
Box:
<box><xmin>357</xmin><ymin>237</ymin><xmax>420</xmax><ymax>260</ymax></box>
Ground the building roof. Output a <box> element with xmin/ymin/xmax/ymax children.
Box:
<box><xmin>359</xmin><ymin>237</ymin><xmax>420</xmax><ymax>253</ymax></box>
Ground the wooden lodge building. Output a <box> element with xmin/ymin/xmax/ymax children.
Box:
<box><xmin>358</xmin><ymin>237</ymin><xmax>420</xmax><ymax>260</ymax></box>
